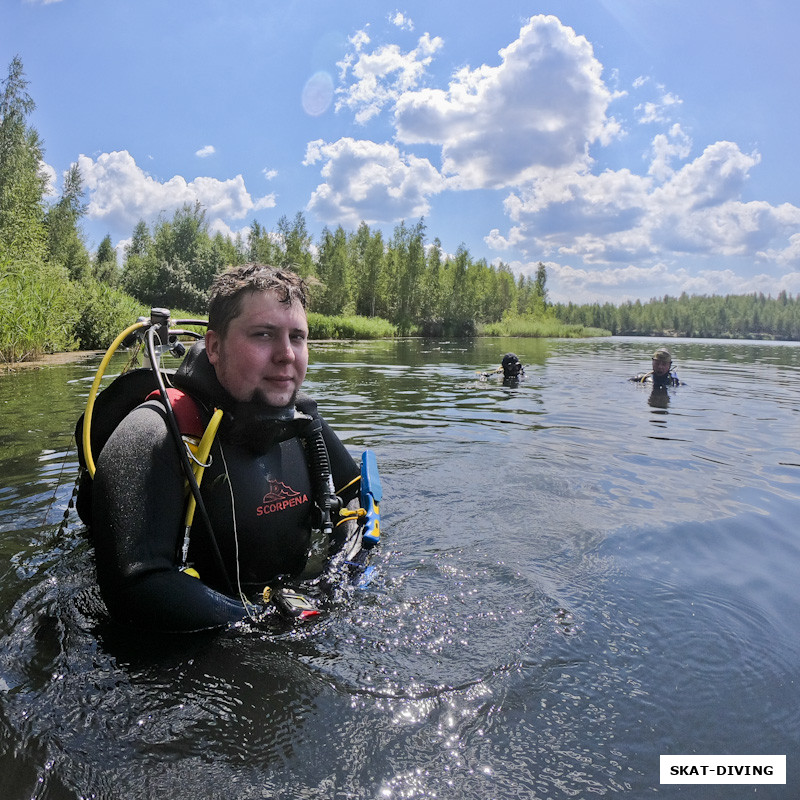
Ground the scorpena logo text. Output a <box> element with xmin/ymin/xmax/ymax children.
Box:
<box><xmin>257</xmin><ymin>478</ymin><xmax>308</xmax><ymax>516</ymax></box>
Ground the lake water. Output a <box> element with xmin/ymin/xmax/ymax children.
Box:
<box><xmin>1</xmin><ymin>336</ymin><xmax>798</xmax><ymax>799</ymax></box>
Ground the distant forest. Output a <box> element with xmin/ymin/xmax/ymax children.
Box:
<box><xmin>555</xmin><ymin>291</ymin><xmax>800</xmax><ymax>341</ymax></box>
<box><xmin>2</xmin><ymin>56</ymin><xmax>799</xmax><ymax>364</ymax></box>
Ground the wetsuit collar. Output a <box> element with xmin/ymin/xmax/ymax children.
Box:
<box><xmin>174</xmin><ymin>341</ymin><xmax>313</xmax><ymax>450</ymax></box>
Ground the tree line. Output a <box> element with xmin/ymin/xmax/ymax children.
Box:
<box><xmin>2</xmin><ymin>56</ymin><xmax>798</xmax><ymax>364</ymax></box>
<box><xmin>120</xmin><ymin>206</ymin><xmax>550</xmax><ymax>337</ymax></box>
<box><xmin>554</xmin><ymin>291</ymin><xmax>800</xmax><ymax>341</ymax></box>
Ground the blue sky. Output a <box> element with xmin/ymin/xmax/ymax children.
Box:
<box><xmin>3</xmin><ymin>0</ymin><xmax>799</xmax><ymax>304</ymax></box>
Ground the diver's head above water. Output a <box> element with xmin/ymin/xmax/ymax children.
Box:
<box><xmin>501</xmin><ymin>352</ymin><xmax>524</xmax><ymax>379</ymax></box>
<box><xmin>205</xmin><ymin>264</ymin><xmax>310</xmax><ymax>408</ymax></box>
<box><xmin>651</xmin><ymin>347</ymin><xmax>672</xmax><ymax>378</ymax></box>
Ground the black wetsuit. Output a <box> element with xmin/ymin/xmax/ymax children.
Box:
<box><xmin>629</xmin><ymin>371</ymin><xmax>680</xmax><ymax>387</ymax></box>
<box><xmin>91</xmin><ymin>342</ymin><xmax>360</xmax><ymax>631</ymax></box>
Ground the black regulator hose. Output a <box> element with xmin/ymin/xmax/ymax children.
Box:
<box><xmin>305</xmin><ymin>417</ymin><xmax>338</xmax><ymax>540</ymax></box>
<box><xmin>145</xmin><ymin>325</ymin><xmax>234</xmax><ymax>596</ymax></box>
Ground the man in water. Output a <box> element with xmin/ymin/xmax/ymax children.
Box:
<box><xmin>501</xmin><ymin>353</ymin><xmax>525</xmax><ymax>381</ymax></box>
<box><xmin>629</xmin><ymin>347</ymin><xmax>681</xmax><ymax>387</ymax></box>
<box><xmin>480</xmin><ymin>353</ymin><xmax>525</xmax><ymax>383</ymax></box>
<box><xmin>88</xmin><ymin>264</ymin><xmax>366</xmax><ymax>631</ymax></box>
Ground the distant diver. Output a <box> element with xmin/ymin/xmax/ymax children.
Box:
<box><xmin>480</xmin><ymin>352</ymin><xmax>526</xmax><ymax>384</ymax></box>
<box><xmin>629</xmin><ymin>347</ymin><xmax>680</xmax><ymax>388</ymax></box>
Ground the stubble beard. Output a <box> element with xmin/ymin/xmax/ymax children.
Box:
<box><xmin>249</xmin><ymin>386</ymin><xmax>299</xmax><ymax>409</ymax></box>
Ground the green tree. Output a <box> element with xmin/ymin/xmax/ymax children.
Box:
<box><xmin>0</xmin><ymin>56</ymin><xmax>80</xmax><ymax>361</ymax></box>
<box><xmin>534</xmin><ymin>261</ymin><xmax>548</xmax><ymax>308</ymax></box>
<box><xmin>0</xmin><ymin>55</ymin><xmax>47</xmax><ymax>264</ymax></box>
<box><xmin>248</xmin><ymin>219</ymin><xmax>279</xmax><ymax>264</ymax></box>
<box><xmin>550</xmin><ymin>291</ymin><xmax>800</xmax><ymax>340</ymax></box>
<box><xmin>121</xmin><ymin>219</ymin><xmax>155</xmax><ymax>300</ymax></box>
<box><xmin>350</xmin><ymin>222</ymin><xmax>387</xmax><ymax>318</ymax></box>
<box><xmin>276</xmin><ymin>212</ymin><xmax>314</xmax><ymax>278</ymax></box>
<box><xmin>128</xmin><ymin>219</ymin><xmax>152</xmax><ymax>257</ymax></box>
<box><xmin>94</xmin><ymin>234</ymin><xmax>118</xmax><ymax>285</ymax></box>
<box><xmin>211</xmin><ymin>229</ymin><xmax>244</xmax><ymax>271</ymax></box>
<box><xmin>315</xmin><ymin>225</ymin><xmax>352</xmax><ymax>315</ymax></box>
<box><xmin>488</xmin><ymin>262</ymin><xmax>517</xmax><ymax>321</ymax></box>
<box><xmin>387</xmin><ymin>218</ymin><xmax>426</xmax><ymax>333</ymax></box>
<box><xmin>442</xmin><ymin>244</ymin><xmax>476</xmax><ymax>335</ymax></box>
<box><xmin>419</xmin><ymin>237</ymin><xmax>444</xmax><ymax>331</ymax></box>
<box><xmin>45</xmin><ymin>162</ymin><xmax>91</xmax><ymax>281</ymax></box>
<box><xmin>122</xmin><ymin>203</ymin><xmax>224</xmax><ymax>312</ymax></box>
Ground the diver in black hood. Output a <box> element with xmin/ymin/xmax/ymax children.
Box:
<box><xmin>480</xmin><ymin>353</ymin><xmax>526</xmax><ymax>385</ymax></box>
<box><xmin>501</xmin><ymin>353</ymin><xmax>525</xmax><ymax>381</ymax></box>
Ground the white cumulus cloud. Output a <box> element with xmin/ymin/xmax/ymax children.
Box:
<box><xmin>648</xmin><ymin>124</ymin><xmax>692</xmax><ymax>181</ymax></box>
<box><xmin>635</xmin><ymin>86</ymin><xmax>682</xmax><ymax>125</ymax></box>
<box><xmin>303</xmin><ymin>137</ymin><xmax>444</xmax><ymax>227</ymax></box>
<box><xmin>493</xmin><ymin>138</ymin><xmax>800</xmax><ymax>269</ymax></box>
<box><xmin>389</xmin><ymin>11</ymin><xmax>414</xmax><ymax>31</ymax></box>
<box><xmin>77</xmin><ymin>150</ymin><xmax>276</xmax><ymax>237</ymax></box>
<box><xmin>393</xmin><ymin>15</ymin><xmax>622</xmax><ymax>189</ymax></box>
<box><xmin>336</xmin><ymin>29</ymin><xmax>443</xmax><ymax>124</ymax></box>
<box><xmin>319</xmin><ymin>14</ymin><xmax>623</xmax><ymax>232</ymax></box>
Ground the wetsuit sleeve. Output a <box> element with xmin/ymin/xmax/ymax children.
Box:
<box><xmin>92</xmin><ymin>401</ymin><xmax>248</xmax><ymax>631</ymax></box>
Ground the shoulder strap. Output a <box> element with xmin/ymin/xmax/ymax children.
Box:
<box><xmin>144</xmin><ymin>388</ymin><xmax>206</xmax><ymax>441</ymax></box>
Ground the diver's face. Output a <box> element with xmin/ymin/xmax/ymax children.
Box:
<box><xmin>652</xmin><ymin>358</ymin><xmax>671</xmax><ymax>376</ymax></box>
<box><xmin>205</xmin><ymin>290</ymin><xmax>309</xmax><ymax>407</ymax></box>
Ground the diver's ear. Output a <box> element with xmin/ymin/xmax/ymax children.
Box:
<box><xmin>205</xmin><ymin>329</ymin><xmax>221</xmax><ymax>365</ymax></box>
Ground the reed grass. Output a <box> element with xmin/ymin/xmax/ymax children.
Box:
<box><xmin>1</xmin><ymin>260</ymin><xmax>80</xmax><ymax>364</ymax></box>
<box><xmin>307</xmin><ymin>313</ymin><xmax>397</xmax><ymax>339</ymax></box>
<box><xmin>479</xmin><ymin>314</ymin><xmax>611</xmax><ymax>338</ymax></box>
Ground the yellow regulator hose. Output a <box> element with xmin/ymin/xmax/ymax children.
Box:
<box><xmin>180</xmin><ymin>407</ymin><xmax>224</xmax><ymax>571</ymax></box>
<box><xmin>184</xmin><ymin>407</ymin><xmax>224</xmax><ymax>529</ymax></box>
<box><xmin>81</xmin><ymin>320</ymin><xmax>147</xmax><ymax>479</ymax></box>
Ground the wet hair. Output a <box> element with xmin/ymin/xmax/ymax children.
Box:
<box><xmin>208</xmin><ymin>264</ymin><xmax>309</xmax><ymax>337</ymax></box>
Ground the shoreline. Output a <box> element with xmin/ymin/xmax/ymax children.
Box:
<box><xmin>1</xmin><ymin>350</ymin><xmax>104</xmax><ymax>374</ymax></box>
